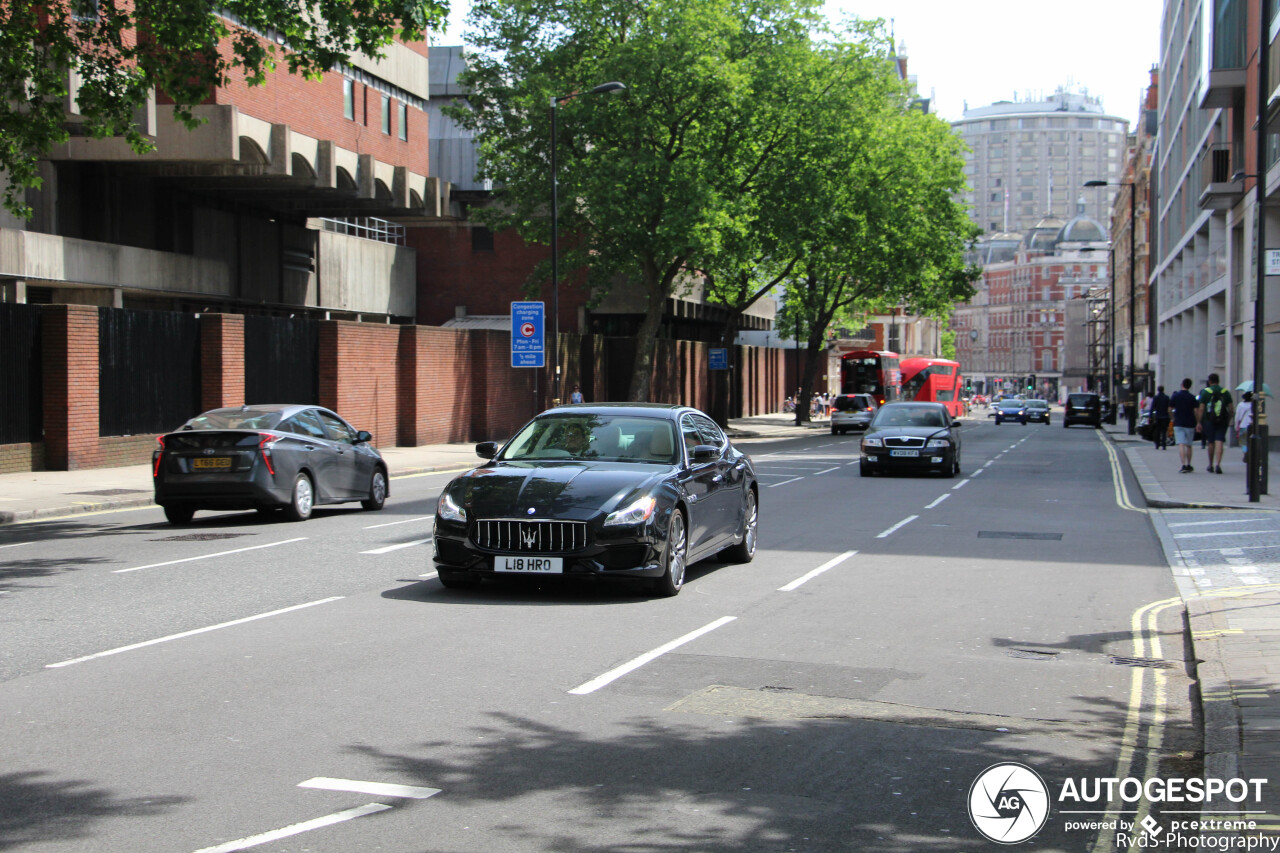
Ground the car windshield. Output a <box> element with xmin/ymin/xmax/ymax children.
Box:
<box><xmin>183</xmin><ymin>409</ymin><xmax>284</xmax><ymax>430</ymax></box>
<box><xmin>1026</xmin><ymin>400</ymin><xmax>1048</xmax><ymax>409</ymax></box>
<box><xmin>834</xmin><ymin>396</ymin><xmax>870</xmax><ymax>412</ymax></box>
<box><xmin>500</xmin><ymin>415</ymin><xmax>679</xmax><ymax>464</ymax></box>
<box><xmin>871</xmin><ymin>405</ymin><xmax>948</xmax><ymax>428</ymax></box>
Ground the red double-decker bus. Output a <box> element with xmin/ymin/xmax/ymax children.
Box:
<box><xmin>900</xmin><ymin>357</ymin><xmax>965</xmax><ymax>418</ymax></box>
<box><xmin>839</xmin><ymin>350</ymin><xmax>901</xmax><ymax>405</ymax></box>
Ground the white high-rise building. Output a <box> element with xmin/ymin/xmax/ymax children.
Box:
<box><xmin>953</xmin><ymin>90</ymin><xmax>1130</xmax><ymax>236</ymax></box>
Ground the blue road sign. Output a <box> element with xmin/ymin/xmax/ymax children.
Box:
<box><xmin>709</xmin><ymin>348</ymin><xmax>729</xmax><ymax>370</ymax></box>
<box><xmin>511</xmin><ymin>301</ymin><xmax>545</xmax><ymax>368</ymax></box>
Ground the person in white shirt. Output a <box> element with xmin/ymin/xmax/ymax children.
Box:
<box><xmin>1236</xmin><ymin>391</ymin><xmax>1254</xmax><ymax>462</ymax></box>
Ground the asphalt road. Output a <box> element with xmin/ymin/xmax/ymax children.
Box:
<box><xmin>0</xmin><ymin>418</ymin><xmax>1197</xmax><ymax>852</ymax></box>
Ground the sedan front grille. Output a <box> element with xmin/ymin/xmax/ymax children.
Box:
<box><xmin>883</xmin><ymin>436</ymin><xmax>926</xmax><ymax>448</ymax></box>
<box><xmin>472</xmin><ymin>519</ymin><xmax>589</xmax><ymax>553</ymax></box>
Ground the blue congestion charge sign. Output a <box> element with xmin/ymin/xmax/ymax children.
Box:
<box><xmin>511</xmin><ymin>301</ymin><xmax>545</xmax><ymax>368</ymax></box>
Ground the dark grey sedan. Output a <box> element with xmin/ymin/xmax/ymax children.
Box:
<box><xmin>859</xmin><ymin>402</ymin><xmax>962</xmax><ymax>477</ymax></box>
<box><xmin>152</xmin><ymin>404</ymin><xmax>388</xmax><ymax>524</ymax></box>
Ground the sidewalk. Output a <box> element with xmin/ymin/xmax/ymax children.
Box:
<box><xmin>1106</xmin><ymin>419</ymin><xmax>1280</xmax><ymax>831</ymax></box>
<box><xmin>0</xmin><ymin>412</ymin><xmax>823</xmax><ymax>525</ymax></box>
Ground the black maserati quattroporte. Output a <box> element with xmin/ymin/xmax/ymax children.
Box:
<box><xmin>432</xmin><ymin>404</ymin><xmax>758</xmax><ymax>596</ymax></box>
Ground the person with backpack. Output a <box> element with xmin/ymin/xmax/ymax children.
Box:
<box><xmin>1196</xmin><ymin>372</ymin><xmax>1234</xmax><ymax>474</ymax></box>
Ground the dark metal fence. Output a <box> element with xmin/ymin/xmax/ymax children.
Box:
<box><xmin>99</xmin><ymin>307</ymin><xmax>202</xmax><ymax>436</ymax></box>
<box><xmin>243</xmin><ymin>315</ymin><xmax>320</xmax><ymax>405</ymax></box>
<box><xmin>0</xmin><ymin>303</ymin><xmax>44</xmax><ymax>444</ymax></box>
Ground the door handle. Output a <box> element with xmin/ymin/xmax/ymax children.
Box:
<box><xmin>711</xmin><ymin>474</ymin><xmax>724</xmax><ymax>484</ymax></box>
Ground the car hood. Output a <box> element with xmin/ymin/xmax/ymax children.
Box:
<box><xmin>448</xmin><ymin>461</ymin><xmax>668</xmax><ymax>520</ymax></box>
<box><xmin>865</xmin><ymin>425</ymin><xmax>951</xmax><ymax>438</ymax></box>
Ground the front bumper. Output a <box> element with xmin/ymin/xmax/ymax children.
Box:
<box><xmin>861</xmin><ymin>449</ymin><xmax>954</xmax><ymax>470</ymax></box>
<box><xmin>433</xmin><ymin>519</ymin><xmax>666</xmax><ymax>580</ymax></box>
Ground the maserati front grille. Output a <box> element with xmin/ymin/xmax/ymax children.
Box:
<box><xmin>472</xmin><ymin>519</ymin><xmax>589</xmax><ymax>553</ymax></box>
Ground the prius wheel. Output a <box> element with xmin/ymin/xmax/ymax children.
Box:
<box><xmin>361</xmin><ymin>469</ymin><xmax>388</xmax><ymax>511</ymax></box>
<box><xmin>721</xmin><ymin>490</ymin><xmax>757</xmax><ymax>564</ymax></box>
<box><xmin>163</xmin><ymin>505</ymin><xmax>194</xmax><ymax>525</ymax></box>
<box><xmin>283</xmin><ymin>473</ymin><xmax>314</xmax><ymax>522</ymax></box>
<box><xmin>653</xmin><ymin>510</ymin><xmax>688</xmax><ymax>597</ymax></box>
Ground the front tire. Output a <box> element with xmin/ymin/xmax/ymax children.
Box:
<box><xmin>164</xmin><ymin>505</ymin><xmax>194</xmax><ymax>525</ymax></box>
<box><xmin>283</xmin><ymin>473</ymin><xmax>314</xmax><ymax>522</ymax></box>
<box><xmin>652</xmin><ymin>510</ymin><xmax>688</xmax><ymax>597</ymax></box>
<box><xmin>361</xmin><ymin>468</ymin><xmax>388</xmax><ymax>511</ymax></box>
<box><xmin>860</xmin><ymin>461</ymin><xmax>872</xmax><ymax>477</ymax></box>
<box><xmin>720</xmin><ymin>489</ymin><xmax>757</xmax><ymax>564</ymax></box>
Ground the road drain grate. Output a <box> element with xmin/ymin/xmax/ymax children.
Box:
<box><xmin>1007</xmin><ymin>649</ymin><xmax>1060</xmax><ymax>661</ymax></box>
<box><xmin>71</xmin><ymin>488</ymin><xmax>149</xmax><ymax>496</ymax></box>
<box><xmin>978</xmin><ymin>531</ymin><xmax>1064</xmax><ymax>541</ymax></box>
<box><xmin>1109</xmin><ymin>655</ymin><xmax>1178</xmax><ymax>669</ymax></box>
<box><xmin>760</xmin><ymin>686</ymin><xmax>794</xmax><ymax>693</ymax></box>
<box><xmin>151</xmin><ymin>533</ymin><xmax>251</xmax><ymax>542</ymax></box>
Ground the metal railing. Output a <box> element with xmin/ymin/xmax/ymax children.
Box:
<box><xmin>318</xmin><ymin>217</ymin><xmax>405</xmax><ymax>246</ymax></box>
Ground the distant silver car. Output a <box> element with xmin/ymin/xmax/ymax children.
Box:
<box><xmin>831</xmin><ymin>393</ymin><xmax>877</xmax><ymax>434</ymax></box>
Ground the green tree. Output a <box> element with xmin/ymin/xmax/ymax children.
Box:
<box><xmin>0</xmin><ymin>0</ymin><xmax>445</xmax><ymax>218</ymax></box>
<box><xmin>940</xmin><ymin>328</ymin><xmax>957</xmax><ymax>360</ymax></box>
<box><xmin>452</xmin><ymin>0</ymin><xmax>824</xmax><ymax>401</ymax></box>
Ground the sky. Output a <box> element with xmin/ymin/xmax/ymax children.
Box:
<box><xmin>437</xmin><ymin>0</ymin><xmax>1163</xmax><ymax>128</ymax></box>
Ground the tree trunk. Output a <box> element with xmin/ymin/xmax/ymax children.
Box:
<box><xmin>627</xmin><ymin>287</ymin><xmax>666</xmax><ymax>402</ymax></box>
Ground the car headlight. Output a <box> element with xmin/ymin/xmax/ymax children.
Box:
<box><xmin>436</xmin><ymin>491</ymin><xmax>467</xmax><ymax>522</ymax></box>
<box><xmin>604</xmin><ymin>495</ymin><xmax>657</xmax><ymax>527</ymax></box>
<box><xmin>861</xmin><ymin>437</ymin><xmax>883</xmax><ymax>448</ymax></box>
<box><xmin>927</xmin><ymin>439</ymin><xmax>950</xmax><ymax>448</ymax></box>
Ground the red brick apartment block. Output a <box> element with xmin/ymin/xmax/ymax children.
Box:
<box><xmin>200</xmin><ymin>314</ymin><xmax>246</xmax><ymax>411</ymax></box>
<box><xmin>42</xmin><ymin>304</ymin><xmax>100</xmax><ymax>470</ymax></box>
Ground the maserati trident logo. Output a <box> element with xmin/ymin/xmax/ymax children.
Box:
<box><xmin>520</xmin><ymin>526</ymin><xmax>538</xmax><ymax>549</ymax></box>
<box><xmin>203</xmin><ymin>448</ymin><xmax>216</xmax><ymax>455</ymax></box>
<box><xmin>527</xmin><ymin>507</ymin><xmax>536</xmax><ymax>515</ymax></box>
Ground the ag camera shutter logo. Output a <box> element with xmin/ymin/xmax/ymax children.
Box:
<box><xmin>968</xmin><ymin>762</ymin><xmax>1051</xmax><ymax>844</ymax></box>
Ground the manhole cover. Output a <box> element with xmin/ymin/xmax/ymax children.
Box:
<box><xmin>978</xmin><ymin>531</ymin><xmax>1064</xmax><ymax>541</ymax></box>
<box><xmin>1109</xmin><ymin>655</ymin><xmax>1177</xmax><ymax>669</ymax></box>
<box><xmin>70</xmin><ymin>488</ymin><xmax>149</xmax><ymax>497</ymax></box>
<box><xmin>1007</xmin><ymin>649</ymin><xmax>1060</xmax><ymax>661</ymax></box>
<box><xmin>151</xmin><ymin>533</ymin><xmax>251</xmax><ymax>542</ymax></box>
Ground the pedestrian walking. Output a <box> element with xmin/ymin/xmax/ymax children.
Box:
<box><xmin>1149</xmin><ymin>385</ymin><xmax>1171</xmax><ymax>450</ymax></box>
<box><xmin>1170</xmin><ymin>378</ymin><xmax>1199</xmax><ymax>473</ymax></box>
<box><xmin>1196</xmin><ymin>372</ymin><xmax>1234</xmax><ymax>474</ymax></box>
<box><xmin>1236</xmin><ymin>391</ymin><xmax>1254</xmax><ymax>462</ymax></box>
<box><xmin>820</xmin><ymin>391</ymin><xmax>830</xmax><ymax>418</ymax></box>
<box><xmin>570</xmin><ymin>383</ymin><xmax>585</xmax><ymax>404</ymax></box>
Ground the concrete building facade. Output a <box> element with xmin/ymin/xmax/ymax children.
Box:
<box><xmin>1152</xmin><ymin>0</ymin><xmax>1279</xmax><ymax>426</ymax></box>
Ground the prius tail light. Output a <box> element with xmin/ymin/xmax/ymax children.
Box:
<box><xmin>258</xmin><ymin>433</ymin><xmax>282</xmax><ymax>475</ymax></box>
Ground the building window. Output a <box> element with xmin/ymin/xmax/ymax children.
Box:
<box><xmin>343</xmin><ymin>78</ymin><xmax>354</xmax><ymax>120</ymax></box>
<box><xmin>398</xmin><ymin>102</ymin><xmax>407</xmax><ymax>140</ymax></box>
<box><xmin>381</xmin><ymin>95</ymin><xmax>391</xmax><ymax>134</ymax></box>
<box><xmin>471</xmin><ymin>226</ymin><xmax>494</xmax><ymax>252</ymax></box>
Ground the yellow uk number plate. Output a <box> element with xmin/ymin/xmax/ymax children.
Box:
<box><xmin>192</xmin><ymin>457</ymin><xmax>233</xmax><ymax>470</ymax></box>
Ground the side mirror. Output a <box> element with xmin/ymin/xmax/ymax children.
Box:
<box><xmin>355</xmin><ymin>430</ymin><xmax>373</xmax><ymax>444</ymax></box>
<box><xmin>691</xmin><ymin>445</ymin><xmax>719</xmax><ymax>463</ymax></box>
<box><xmin>951</xmin><ymin>420</ymin><xmax>962</xmax><ymax>428</ymax></box>
<box><xmin>475</xmin><ymin>441</ymin><xmax>498</xmax><ymax>460</ymax></box>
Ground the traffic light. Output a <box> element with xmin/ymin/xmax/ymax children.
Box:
<box><xmin>1028</xmin><ymin>374</ymin><xmax>1037</xmax><ymax>391</ymax></box>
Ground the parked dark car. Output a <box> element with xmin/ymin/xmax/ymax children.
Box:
<box><xmin>830</xmin><ymin>393</ymin><xmax>877</xmax><ymax>434</ymax></box>
<box><xmin>1024</xmin><ymin>399</ymin><xmax>1051</xmax><ymax>424</ymax></box>
<box><xmin>153</xmin><ymin>404</ymin><xmax>388</xmax><ymax>524</ymax></box>
<box><xmin>859</xmin><ymin>402</ymin><xmax>961</xmax><ymax>478</ymax></box>
<box><xmin>432</xmin><ymin>404</ymin><xmax>758</xmax><ymax>597</ymax></box>
<box><xmin>1063</xmin><ymin>392</ymin><xmax>1103</xmax><ymax>428</ymax></box>
<box><xmin>994</xmin><ymin>398</ymin><xmax>1029</xmax><ymax>425</ymax></box>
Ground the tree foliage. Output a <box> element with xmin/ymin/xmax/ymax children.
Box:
<box><xmin>0</xmin><ymin>0</ymin><xmax>446</xmax><ymax>218</ymax></box>
<box><xmin>454</xmin><ymin>2</ymin><xmax>978</xmax><ymax>406</ymax></box>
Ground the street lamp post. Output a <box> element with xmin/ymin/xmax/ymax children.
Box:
<box><xmin>1252</xmin><ymin>14</ymin><xmax>1269</xmax><ymax>501</ymax></box>
<box><xmin>550</xmin><ymin>81</ymin><xmax>625</xmax><ymax>405</ymax></box>
<box><xmin>1080</xmin><ymin>244</ymin><xmax>1116</xmax><ymax>413</ymax></box>
<box><xmin>1086</xmin><ymin>180</ymin><xmax>1138</xmax><ymax>433</ymax></box>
